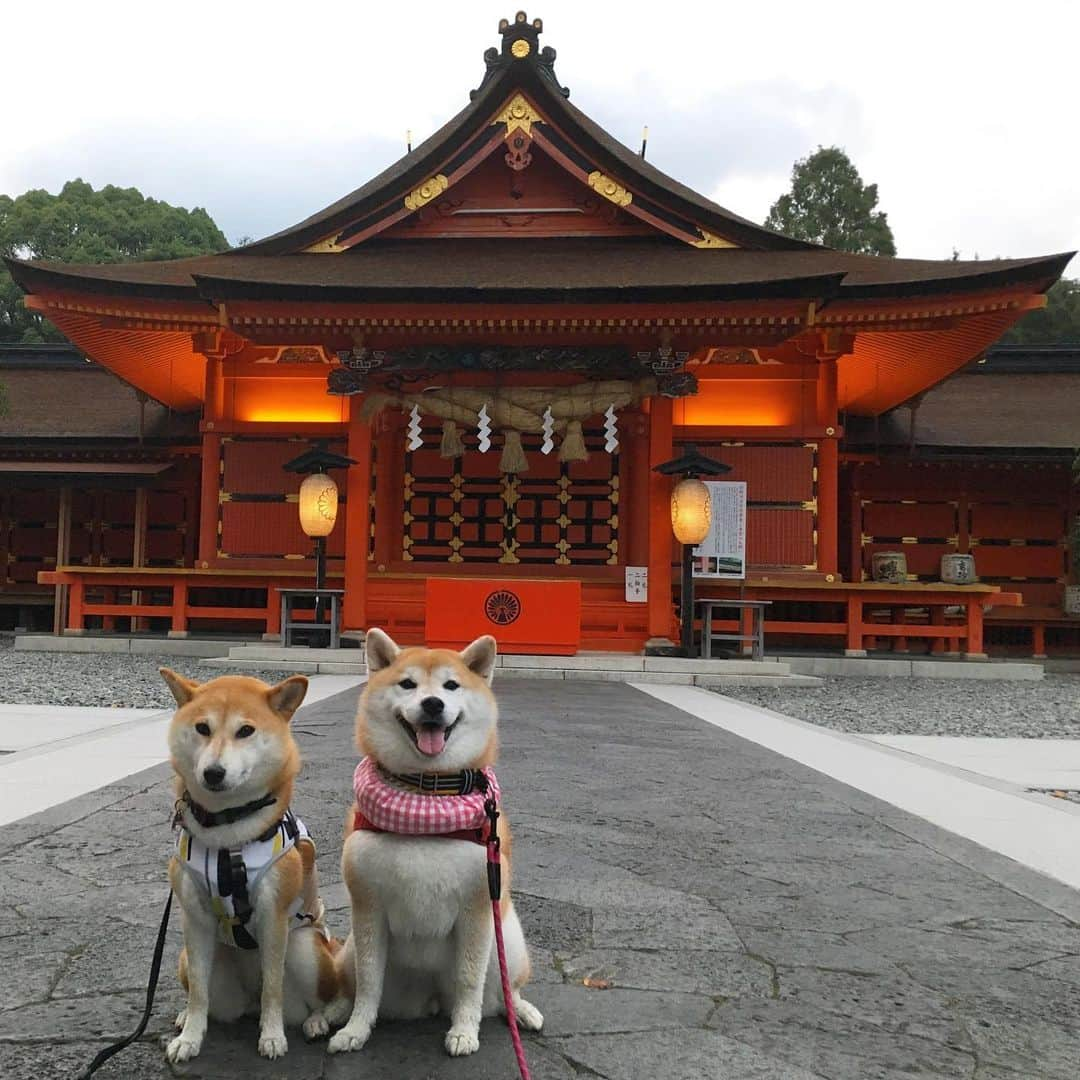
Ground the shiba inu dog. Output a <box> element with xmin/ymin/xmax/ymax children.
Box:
<box><xmin>161</xmin><ymin>669</ymin><xmax>342</xmax><ymax>1063</ymax></box>
<box><xmin>327</xmin><ymin>628</ymin><xmax>543</xmax><ymax>1058</ymax></box>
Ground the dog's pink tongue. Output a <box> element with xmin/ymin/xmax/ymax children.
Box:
<box><xmin>416</xmin><ymin>725</ymin><xmax>446</xmax><ymax>756</ymax></box>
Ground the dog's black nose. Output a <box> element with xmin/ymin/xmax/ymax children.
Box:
<box><xmin>420</xmin><ymin>696</ymin><xmax>445</xmax><ymax>718</ymax></box>
<box><xmin>203</xmin><ymin>764</ymin><xmax>226</xmax><ymax>788</ymax></box>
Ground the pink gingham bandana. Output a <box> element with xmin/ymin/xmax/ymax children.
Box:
<box><xmin>352</xmin><ymin>757</ymin><xmax>500</xmax><ymax>836</ymax></box>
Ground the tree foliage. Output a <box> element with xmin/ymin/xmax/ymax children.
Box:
<box><xmin>1000</xmin><ymin>277</ymin><xmax>1080</xmax><ymax>344</ymax></box>
<box><xmin>765</xmin><ymin>146</ymin><xmax>896</xmax><ymax>256</ymax></box>
<box><xmin>0</xmin><ymin>179</ymin><xmax>228</xmax><ymax>342</ymax></box>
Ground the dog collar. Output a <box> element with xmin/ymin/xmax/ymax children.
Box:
<box><xmin>354</xmin><ymin>758</ymin><xmax>499</xmax><ymax>837</ymax></box>
<box><xmin>379</xmin><ymin>766</ymin><xmax>490</xmax><ymax>797</ymax></box>
<box><xmin>177</xmin><ymin>791</ymin><xmax>278</xmax><ymax>831</ymax></box>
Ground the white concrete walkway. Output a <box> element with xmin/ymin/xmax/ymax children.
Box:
<box><xmin>0</xmin><ymin>675</ymin><xmax>365</xmax><ymax>828</ymax></box>
<box><xmin>0</xmin><ymin>704</ymin><xmax>161</xmax><ymax>754</ymax></box>
<box><xmin>636</xmin><ymin>684</ymin><xmax>1080</xmax><ymax>893</ymax></box>
<box><xmin>865</xmin><ymin>735</ymin><xmax>1080</xmax><ymax>790</ymax></box>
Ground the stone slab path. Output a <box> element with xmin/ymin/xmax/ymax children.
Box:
<box><xmin>2</xmin><ymin>680</ymin><xmax>1080</xmax><ymax>1078</ymax></box>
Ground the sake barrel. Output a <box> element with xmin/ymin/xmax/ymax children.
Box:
<box><xmin>940</xmin><ymin>553</ymin><xmax>976</xmax><ymax>585</ymax></box>
<box><xmin>871</xmin><ymin>551</ymin><xmax>907</xmax><ymax>584</ymax></box>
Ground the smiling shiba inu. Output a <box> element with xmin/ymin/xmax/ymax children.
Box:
<box><xmin>327</xmin><ymin>628</ymin><xmax>543</xmax><ymax>1058</ymax></box>
<box><xmin>161</xmin><ymin>669</ymin><xmax>342</xmax><ymax>1063</ymax></box>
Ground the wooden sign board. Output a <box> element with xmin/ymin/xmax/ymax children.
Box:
<box><xmin>425</xmin><ymin>579</ymin><xmax>582</xmax><ymax>655</ymax></box>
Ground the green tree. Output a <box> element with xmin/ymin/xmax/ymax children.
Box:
<box><xmin>1000</xmin><ymin>277</ymin><xmax>1080</xmax><ymax>344</ymax></box>
<box><xmin>0</xmin><ymin>179</ymin><xmax>229</xmax><ymax>343</ymax></box>
<box><xmin>765</xmin><ymin>146</ymin><xmax>897</xmax><ymax>256</ymax></box>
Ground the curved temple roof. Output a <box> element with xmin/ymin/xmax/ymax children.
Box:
<box><xmin>7</xmin><ymin>240</ymin><xmax>1071</xmax><ymax>308</ymax></box>
<box><xmin>2</xmin><ymin>12</ymin><xmax>1074</xmax><ymax>421</ymax></box>
<box><xmin>6</xmin><ymin>12</ymin><xmax>1072</xmax><ymax>307</ymax></box>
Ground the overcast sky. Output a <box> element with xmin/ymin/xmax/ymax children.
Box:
<box><xmin>2</xmin><ymin>0</ymin><xmax>1076</xmax><ymax>268</ymax></box>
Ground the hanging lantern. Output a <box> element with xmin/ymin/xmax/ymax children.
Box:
<box><xmin>298</xmin><ymin>472</ymin><xmax>339</xmax><ymax>538</ymax></box>
<box><xmin>670</xmin><ymin>477</ymin><xmax>711</xmax><ymax>546</ymax></box>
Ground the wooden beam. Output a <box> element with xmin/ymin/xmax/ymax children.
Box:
<box><xmin>198</xmin><ymin>433</ymin><xmax>222</xmax><ymax>567</ymax></box>
<box><xmin>131</xmin><ymin>487</ymin><xmax>149</xmax><ymax>631</ymax></box>
<box><xmin>646</xmin><ymin>398</ymin><xmax>676</xmax><ymax>644</ymax></box>
<box><xmin>373</xmin><ymin>416</ymin><xmax>404</xmax><ymax>570</ymax></box>
<box><xmin>52</xmin><ymin>486</ymin><xmax>72</xmax><ymax>635</ymax></box>
<box><xmin>342</xmin><ymin>398</ymin><xmax>372</xmax><ymax>632</ymax></box>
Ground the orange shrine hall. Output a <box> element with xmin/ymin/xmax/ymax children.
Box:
<box><xmin>6</xmin><ymin>14</ymin><xmax>1073</xmax><ymax>658</ymax></box>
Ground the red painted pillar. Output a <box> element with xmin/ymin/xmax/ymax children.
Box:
<box><xmin>343</xmin><ymin>398</ymin><xmax>372</xmax><ymax>633</ymax></box>
<box><xmin>845</xmin><ymin>595</ymin><xmax>865</xmax><ymax>656</ymax></box>
<box><xmin>646</xmin><ymin>398</ymin><xmax>675</xmax><ymax>643</ymax></box>
<box><xmin>373</xmin><ymin>416</ymin><xmax>403</xmax><ymax>570</ymax></box>
<box><xmin>197</xmin><ymin>433</ymin><xmax>222</xmax><ymax>567</ymax></box>
<box><xmin>818</xmin><ymin>436</ymin><xmax>839</xmax><ymax>578</ymax></box>
<box><xmin>816</xmin><ymin>356</ymin><xmax>840</xmax><ymax>579</ymax></box>
<box><xmin>68</xmin><ymin>580</ymin><xmax>85</xmax><ymax>632</ymax></box>
<box><xmin>966</xmin><ymin>599</ymin><xmax>986</xmax><ymax>659</ymax></box>
<box><xmin>623</xmin><ymin>409</ymin><xmax>650</xmax><ymax>569</ymax></box>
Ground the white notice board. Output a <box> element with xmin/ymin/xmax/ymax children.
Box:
<box><xmin>693</xmin><ymin>481</ymin><xmax>747</xmax><ymax>579</ymax></box>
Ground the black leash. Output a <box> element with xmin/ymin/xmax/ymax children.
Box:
<box><xmin>77</xmin><ymin>890</ymin><xmax>173</xmax><ymax>1079</ymax></box>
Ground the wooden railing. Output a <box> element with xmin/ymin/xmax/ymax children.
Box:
<box><xmin>39</xmin><ymin>567</ymin><xmax>1018</xmax><ymax>658</ymax></box>
<box><xmin>696</xmin><ymin>579</ymin><xmax>1021</xmax><ymax>658</ymax></box>
<box><xmin>38</xmin><ymin>567</ymin><xmax>326</xmax><ymax>638</ymax></box>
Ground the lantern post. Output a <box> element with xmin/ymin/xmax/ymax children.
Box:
<box><xmin>283</xmin><ymin>443</ymin><xmax>356</xmax><ymax>641</ymax></box>
<box><xmin>653</xmin><ymin>445</ymin><xmax>731</xmax><ymax>656</ymax></box>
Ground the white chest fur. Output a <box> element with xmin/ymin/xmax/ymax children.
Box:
<box><xmin>347</xmin><ymin>831</ymin><xmax>488</xmax><ymax>942</ymax></box>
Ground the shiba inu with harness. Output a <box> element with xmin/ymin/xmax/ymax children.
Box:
<box><xmin>328</xmin><ymin>629</ymin><xmax>543</xmax><ymax>1059</ymax></box>
<box><xmin>161</xmin><ymin>669</ymin><xmax>344</xmax><ymax>1063</ymax></box>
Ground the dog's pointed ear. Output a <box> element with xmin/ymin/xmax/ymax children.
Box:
<box><xmin>160</xmin><ymin>667</ymin><xmax>201</xmax><ymax>707</ymax></box>
<box><xmin>460</xmin><ymin>635</ymin><xmax>497</xmax><ymax>685</ymax></box>
<box><xmin>266</xmin><ymin>674</ymin><xmax>308</xmax><ymax>720</ymax></box>
<box><xmin>365</xmin><ymin>628</ymin><xmax>400</xmax><ymax>673</ymax></box>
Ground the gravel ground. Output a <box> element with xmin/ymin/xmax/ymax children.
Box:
<box><xmin>0</xmin><ymin>634</ymin><xmax>305</xmax><ymax>708</ymax></box>
<box><xmin>719</xmin><ymin>674</ymin><xmax>1080</xmax><ymax>738</ymax></box>
<box><xmin>3</xmin><ymin>634</ymin><xmax>1079</xmax><ymax>736</ymax></box>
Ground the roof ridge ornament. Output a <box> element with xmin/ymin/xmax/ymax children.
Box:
<box><xmin>493</xmin><ymin>93</ymin><xmax>544</xmax><ymax>137</ymax></box>
<box><xmin>471</xmin><ymin>12</ymin><xmax>570</xmax><ymax>101</ymax></box>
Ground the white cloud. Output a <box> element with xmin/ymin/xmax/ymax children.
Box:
<box><xmin>1</xmin><ymin>0</ymin><xmax>1075</xmax><ymax>269</ymax></box>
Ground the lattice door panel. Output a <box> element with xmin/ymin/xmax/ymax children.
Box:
<box><xmin>403</xmin><ymin>427</ymin><xmax>619</xmax><ymax>566</ymax></box>
<box><xmin>216</xmin><ymin>436</ymin><xmax>361</xmax><ymax>563</ymax></box>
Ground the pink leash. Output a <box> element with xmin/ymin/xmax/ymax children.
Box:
<box><xmin>484</xmin><ymin>798</ymin><xmax>531</xmax><ymax>1080</ymax></box>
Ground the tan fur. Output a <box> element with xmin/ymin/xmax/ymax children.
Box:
<box><xmin>161</xmin><ymin>670</ymin><xmax>343</xmax><ymax>1064</ymax></box>
<box><xmin>355</xmin><ymin>647</ymin><xmax>498</xmax><ymax>768</ymax></box>
<box><xmin>329</xmin><ymin>629</ymin><xmax>542</xmax><ymax>1058</ymax></box>
<box><xmin>273</xmin><ymin>846</ymin><xmax>304</xmax><ymax>914</ymax></box>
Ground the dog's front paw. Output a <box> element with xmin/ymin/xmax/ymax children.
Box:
<box><xmin>258</xmin><ymin>1031</ymin><xmax>288</xmax><ymax>1059</ymax></box>
<box><xmin>302</xmin><ymin>1011</ymin><xmax>330</xmax><ymax>1040</ymax></box>
<box><xmin>328</xmin><ymin>1023</ymin><xmax>371</xmax><ymax>1054</ymax></box>
<box><xmin>165</xmin><ymin>1033</ymin><xmax>202</xmax><ymax>1063</ymax></box>
<box><xmin>515</xmin><ymin>996</ymin><xmax>544</xmax><ymax>1031</ymax></box>
<box><xmin>445</xmin><ymin>1026</ymin><xmax>480</xmax><ymax>1056</ymax></box>
<box><xmin>173</xmin><ymin>1008</ymin><xmax>187</xmax><ymax>1031</ymax></box>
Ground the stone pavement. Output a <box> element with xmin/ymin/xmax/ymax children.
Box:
<box><xmin>2</xmin><ymin>681</ymin><xmax>1080</xmax><ymax>1079</ymax></box>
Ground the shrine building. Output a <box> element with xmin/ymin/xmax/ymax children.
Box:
<box><xmin>5</xmin><ymin>13</ymin><xmax>1074</xmax><ymax>658</ymax></box>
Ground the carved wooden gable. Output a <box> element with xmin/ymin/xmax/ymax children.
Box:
<box><xmin>381</xmin><ymin>145</ymin><xmax>653</xmax><ymax>239</ymax></box>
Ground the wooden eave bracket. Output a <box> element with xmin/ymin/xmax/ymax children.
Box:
<box><xmin>27</xmin><ymin>292</ymin><xmax>220</xmax><ymax>333</ymax></box>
